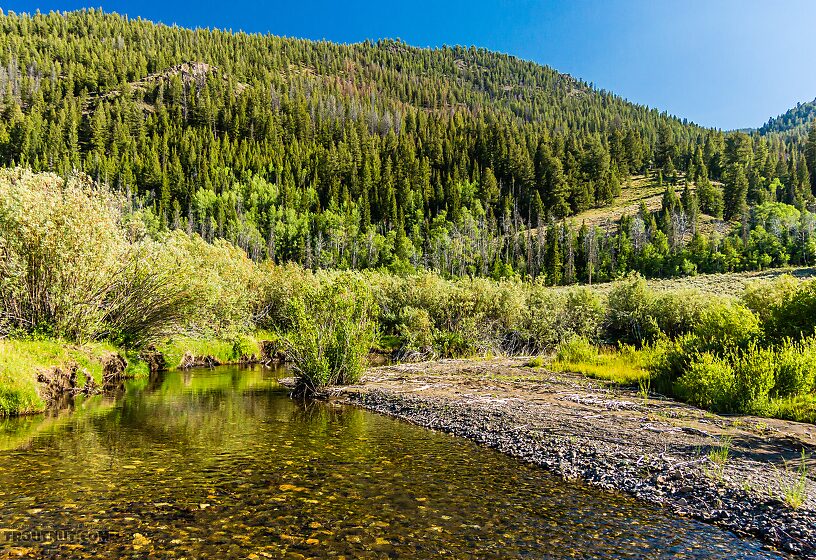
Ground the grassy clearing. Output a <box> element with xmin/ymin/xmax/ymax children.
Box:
<box><xmin>549</xmin><ymin>337</ymin><xmax>649</xmax><ymax>385</ymax></box>
<box><xmin>566</xmin><ymin>174</ymin><xmax>667</xmax><ymax>232</ymax></box>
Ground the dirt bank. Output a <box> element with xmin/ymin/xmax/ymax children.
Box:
<box><xmin>332</xmin><ymin>358</ymin><xmax>816</xmax><ymax>557</ymax></box>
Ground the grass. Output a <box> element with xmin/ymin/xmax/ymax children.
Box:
<box><xmin>779</xmin><ymin>450</ymin><xmax>810</xmax><ymax>509</ymax></box>
<box><xmin>767</xmin><ymin>394</ymin><xmax>816</xmax><ymax>424</ymax></box>
<box><xmin>550</xmin><ymin>338</ymin><xmax>650</xmax><ymax>385</ymax></box>
<box><xmin>0</xmin><ymin>338</ymin><xmax>151</xmax><ymax>416</ymax></box>
<box><xmin>525</xmin><ymin>356</ymin><xmax>545</xmax><ymax>368</ymax></box>
<box><xmin>708</xmin><ymin>436</ymin><xmax>732</xmax><ymax>466</ymax></box>
<box><xmin>0</xmin><ymin>331</ymin><xmax>279</xmax><ymax>417</ymax></box>
<box><xmin>637</xmin><ymin>376</ymin><xmax>651</xmax><ymax>404</ymax></box>
<box><xmin>701</xmin><ymin>436</ymin><xmax>732</xmax><ymax>481</ymax></box>
<box><xmin>567</xmin><ymin>174</ymin><xmax>668</xmax><ymax>232</ymax></box>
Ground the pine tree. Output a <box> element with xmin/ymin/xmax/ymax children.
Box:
<box><xmin>544</xmin><ymin>223</ymin><xmax>563</xmax><ymax>285</ymax></box>
<box><xmin>806</xmin><ymin>124</ymin><xmax>816</xmax><ymax>192</ymax></box>
<box><xmin>724</xmin><ymin>165</ymin><xmax>748</xmax><ymax>221</ymax></box>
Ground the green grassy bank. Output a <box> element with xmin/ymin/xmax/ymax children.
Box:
<box><xmin>0</xmin><ymin>333</ymin><xmax>277</xmax><ymax>417</ymax></box>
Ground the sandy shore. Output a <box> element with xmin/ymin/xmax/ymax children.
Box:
<box><xmin>331</xmin><ymin>358</ymin><xmax>816</xmax><ymax>557</ymax></box>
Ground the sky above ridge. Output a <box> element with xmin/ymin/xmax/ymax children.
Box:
<box><xmin>3</xmin><ymin>0</ymin><xmax>816</xmax><ymax>131</ymax></box>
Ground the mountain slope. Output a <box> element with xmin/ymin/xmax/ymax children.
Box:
<box><xmin>0</xmin><ymin>9</ymin><xmax>701</xmax><ymax>206</ymax></box>
<box><xmin>0</xmin><ymin>8</ymin><xmax>812</xmax><ymax>283</ymax></box>
<box><xmin>759</xmin><ymin>99</ymin><xmax>816</xmax><ymax>137</ymax></box>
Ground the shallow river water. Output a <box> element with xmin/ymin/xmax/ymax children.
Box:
<box><xmin>0</xmin><ymin>365</ymin><xmax>784</xmax><ymax>558</ymax></box>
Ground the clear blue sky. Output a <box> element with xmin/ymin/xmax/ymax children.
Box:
<box><xmin>3</xmin><ymin>0</ymin><xmax>816</xmax><ymax>130</ymax></box>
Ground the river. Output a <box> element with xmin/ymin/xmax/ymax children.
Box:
<box><xmin>0</xmin><ymin>365</ymin><xmax>784</xmax><ymax>558</ymax></box>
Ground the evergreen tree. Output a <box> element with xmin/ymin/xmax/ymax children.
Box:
<box><xmin>724</xmin><ymin>165</ymin><xmax>749</xmax><ymax>222</ymax></box>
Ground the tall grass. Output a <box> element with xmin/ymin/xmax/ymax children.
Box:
<box><xmin>550</xmin><ymin>338</ymin><xmax>649</xmax><ymax>385</ymax></box>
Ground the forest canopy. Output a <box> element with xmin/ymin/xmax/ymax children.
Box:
<box><xmin>1</xmin><ymin>9</ymin><xmax>816</xmax><ymax>282</ymax></box>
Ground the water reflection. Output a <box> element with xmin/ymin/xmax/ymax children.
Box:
<box><xmin>0</xmin><ymin>365</ymin><xmax>783</xmax><ymax>558</ymax></box>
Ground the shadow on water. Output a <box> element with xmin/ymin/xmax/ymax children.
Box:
<box><xmin>0</xmin><ymin>365</ymin><xmax>787</xmax><ymax>559</ymax></box>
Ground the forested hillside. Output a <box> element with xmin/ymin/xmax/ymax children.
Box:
<box><xmin>760</xmin><ymin>99</ymin><xmax>816</xmax><ymax>137</ymax></box>
<box><xmin>1</xmin><ymin>9</ymin><xmax>816</xmax><ymax>282</ymax></box>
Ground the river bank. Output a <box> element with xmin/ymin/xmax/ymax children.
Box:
<box><xmin>332</xmin><ymin>358</ymin><xmax>816</xmax><ymax>557</ymax></box>
<box><xmin>0</xmin><ymin>335</ymin><xmax>282</xmax><ymax>417</ymax></box>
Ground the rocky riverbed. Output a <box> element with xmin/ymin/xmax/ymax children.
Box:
<box><xmin>331</xmin><ymin>358</ymin><xmax>816</xmax><ymax>558</ymax></box>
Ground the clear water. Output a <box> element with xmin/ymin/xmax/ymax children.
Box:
<box><xmin>0</xmin><ymin>365</ymin><xmax>783</xmax><ymax>558</ymax></box>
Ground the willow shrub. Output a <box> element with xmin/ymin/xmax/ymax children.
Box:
<box><xmin>0</xmin><ymin>169</ymin><xmax>123</xmax><ymax>340</ymax></box>
<box><xmin>605</xmin><ymin>273</ymin><xmax>714</xmax><ymax>346</ymax></box>
<box><xmin>673</xmin><ymin>352</ymin><xmax>735</xmax><ymax>411</ymax></box>
<box><xmin>371</xmin><ymin>272</ymin><xmax>526</xmax><ymax>357</ymax></box>
<box><xmin>0</xmin><ymin>169</ymin><xmax>209</xmax><ymax>346</ymax></box>
<box><xmin>522</xmin><ymin>285</ymin><xmax>604</xmax><ymax>351</ymax></box>
<box><xmin>762</xmin><ymin>279</ymin><xmax>816</xmax><ymax>341</ymax></box>
<box><xmin>773</xmin><ymin>338</ymin><xmax>816</xmax><ymax>397</ymax></box>
<box><xmin>283</xmin><ymin>274</ymin><xmax>378</xmax><ymax>396</ymax></box>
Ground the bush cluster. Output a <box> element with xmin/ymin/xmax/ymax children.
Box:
<box><xmin>3</xmin><ymin>170</ymin><xmax>816</xmax><ymax>410</ymax></box>
<box><xmin>645</xmin><ymin>276</ymin><xmax>816</xmax><ymax>415</ymax></box>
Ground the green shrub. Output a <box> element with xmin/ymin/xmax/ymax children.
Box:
<box><xmin>230</xmin><ymin>334</ymin><xmax>258</xmax><ymax>361</ymax></box>
<box><xmin>395</xmin><ymin>306</ymin><xmax>435</xmax><ymax>353</ymax></box>
<box><xmin>522</xmin><ymin>285</ymin><xmax>563</xmax><ymax>350</ymax></box>
<box><xmin>674</xmin><ymin>352</ymin><xmax>735</xmax><ymax>411</ymax></box>
<box><xmin>742</xmin><ymin>275</ymin><xmax>800</xmax><ymax>325</ymax></box>
<box><xmin>647</xmin><ymin>333</ymin><xmax>701</xmax><ymax>393</ymax></box>
<box><xmin>693</xmin><ymin>301</ymin><xmax>760</xmax><ymax>350</ymax></box>
<box><xmin>562</xmin><ymin>288</ymin><xmax>605</xmax><ymax>341</ymax></box>
<box><xmin>730</xmin><ymin>344</ymin><xmax>777</xmax><ymax>413</ymax></box>
<box><xmin>435</xmin><ymin>331</ymin><xmax>475</xmax><ymax>358</ymax></box>
<box><xmin>649</xmin><ymin>289</ymin><xmax>709</xmax><ymax>339</ymax></box>
<box><xmin>0</xmin><ymin>170</ymin><xmax>208</xmax><ymax>346</ymax></box>
<box><xmin>774</xmin><ymin>337</ymin><xmax>816</xmax><ymax>397</ymax></box>
<box><xmin>283</xmin><ymin>274</ymin><xmax>378</xmax><ymax>395</ymax></box>
<box><xmin>768</xmin><ymin>395</ymin><xmax>816</xmax><ymax>424</ymax></box>
<box><xmin>255</xmin><ymin>263</ymin><xmax>320</xmax><ymax>333</ymax></box>
<box><xmin>605</xmin><ymin>273</ymin><xmax>659</xmax><ymax>344</ymax></box>
<box><xmin>523</xmin><ymin>285</ymin><xmax>603</xmax><ymax>351</ymax></box>
<box><xmin>0</xmin><ymin>169</ymin><xmax>122</xmax><ymax>340</ymax></box>
<box><xmin>763</xmin><ymin>279</ymin><xmax>816</xmax><ymax>341</ymax></box>
<box><xmin>525</xmin><ymin>356</ymin><xmax>545</xmax><ymax>368</ymax></box>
